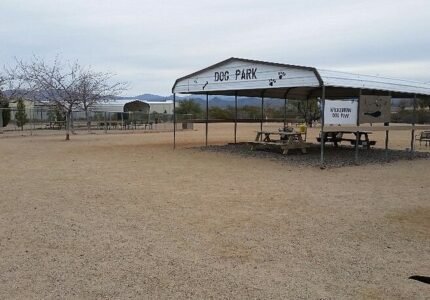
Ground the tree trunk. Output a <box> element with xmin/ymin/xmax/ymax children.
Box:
<box><xmin>65</xmin><ymin>111</ymin><xmax>70</xmax><ymax>140</ymax></box>
<box><xmin>70</xmin><ymin>111</ymin><xmax>76</xmax><ymax>134</ymax></box>
<box><xmin>85</xmin><ymin>109</ymin><xmax>91</xmax><ymax>132</ymax></box>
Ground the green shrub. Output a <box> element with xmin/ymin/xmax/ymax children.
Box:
<box><xmin>15</xmin><ymin>98</ymin><xmax>28</xmax><ymax>130</ymax></box>
<box><xmin>0</xmin><ymin>100</ymin><xmax>11</xmax><ymax>127</ymax></box>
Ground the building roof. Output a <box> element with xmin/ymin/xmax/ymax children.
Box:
<box><xmin>93</xmin><ymin>99</ymin><xmax>173</xmax><ymax>112</ymax></box>
<box><xmin>172</xmin><ymin>57</ymin><xmax>430</xmax><ymax>99</ymax></box>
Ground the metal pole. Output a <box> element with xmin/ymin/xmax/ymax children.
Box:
<box><xmin>173</xmin><ymin>93</ymin><xmax>176</xmax><ymax>149</ymax></box>
<box><xmin>385</xmin><ymin>91</ymin><xmax>391</xmax><ymax>161</ymax></box>
<box><xmin>0</xmin><ymin>108</ymin><xmax>3</xmax><ymax>134</ymax></box>
<box><xmin>205</xmin><ymin>93</ymin><xmax>209</xmax><ymax>146</ymax></box>
<box><xmin>284</xmin><ymin>97</ymin><xmax>287</xmax><ymax>127</ymax></box>
<box><xmin>234</xmin><ymin>92</ymin><xmax>238</xmax><ymax>144</ymax></box>
<box><xmin>320</xmin><ymin>85</ymin><xmax>326</xmax><ymax>168</ymax></box>
<box><xmin>355</xmin><ymin>89</ymin><xmax>362</xmax><ymax>165</ymax></box>
<box><xmin>104</xmin><ymin>112</ymin><xmax>107</xmax><ymax>133</ymax></box>
<box><xmin>385</xmin><ymin>123</ymin><xmax>389</xmax><ymax>159</ymax></box>
<box><xmin>260</xmin><ymin>93</ymin><xmax>264</xmax><ymax>140</ymax></box>
<box><xmin>411</xmin><ymin>94</ymin><xmax>417</xmax><ymax>155</ymax></box>
<box><xmin>30</xmin><ymin>108</ymin><xmax>34</xmax><ymax>136</ymax></box>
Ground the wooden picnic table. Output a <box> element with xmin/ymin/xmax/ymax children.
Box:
<box><xmin>317</xmin><ymin>131</ymin><xmax>376</xmax><ymax>149</ymax></box>
<box><xmin>252</xmin><ymin>131</ymin><xmax>311</xmax><ymax>154</ymax></box>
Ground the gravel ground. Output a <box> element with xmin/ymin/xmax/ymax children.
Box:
<box><xmin>1</xmin><ymin>124</ymin><xmax>429</xmax><ymax>299</ymax></box>
<box><xmin>201</xmin><ymin>143</ymin><xmax>430</xmax><ymax>168</ymax></box>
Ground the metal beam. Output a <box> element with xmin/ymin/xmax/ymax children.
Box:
<box><xmin>320</xmin><ymin>85</ymin><xmax>326</xmax><ymax>168</ymax></box>
<box><xmin>385</xmin><ymin>91</ymin><xmax>391</xmax><ymax>161</ymax></box>
<box><xmin>206</xmin><ymin>93</ymin><xmax>209</xmax><ymax>146</ymax></box>
<box><xmin>355</xmin><ymin>89</ymin><xmax>362</xmax><ymax>165</ymax></box>
<box><xmin>260</xmin><ymin>91</ymin><xmax>265</xmax><ymax>140</ymax></box>
<box><xmin>173</xmin><ymin>93</ymin><xmax>176</xmax><ymax>149</ymax></box>
<box><xmin>411</xmin><ymin>94</ymin><xmax>417</xmax><ymax>155</ymax></box>
<box><xmin>234</xmin><ymin>92</ymin><xmax>238</xmax><ymax>144</ymax></box>
<box><xmin>284</xmin><ymin>98</ymin><xmax>287</xmax><ymax>127</ymax></box>
<box><xmin>283</xmin><ymin>88</ymin><xmax>292</xmax><ymax>127</ymax></box>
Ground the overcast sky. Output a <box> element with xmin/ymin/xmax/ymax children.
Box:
<box><xmin>1</xmin><ymin>0</ymin><xmax>429</xmax><ymax>96</ymax></box>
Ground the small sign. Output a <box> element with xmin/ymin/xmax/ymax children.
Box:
<box><xmin>324</xmin><ymin>100</ymin><xmax>358</xmax><ymax>125</ymax></box>
<box><xmin>359</xmin><ymin>95</ymin><xmax>391</xmax><ymax>124</ymax></box>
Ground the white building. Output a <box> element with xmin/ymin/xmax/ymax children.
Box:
<box><xmin>93</xmin><ymin>99</ymin><xmax>173</xmax><ymax>114</ymax></box>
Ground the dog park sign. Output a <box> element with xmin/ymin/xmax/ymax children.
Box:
<box><xmin>324</xmin><ymin>100</ymin><xmax>358</xmax><ymax>125</ymax></box>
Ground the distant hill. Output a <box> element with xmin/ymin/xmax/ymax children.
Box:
<box><xmin>116</xmin><ymin>93</ymin><xmax>171</xmax><ymax>101</ymax></box>
<box><xmin>175</xmin><ymin>96</ymin><xmax>287</xmax><ymax>108</ymax></box>
<box><xmin>116</xmin><ymin>94</ymin><xmax>281</xmax><ymax>107</ymax></box>
<box><xmin>117</xmin><ymin>93</ymin><xmax>420</xmax><ymax>109</ymax></box>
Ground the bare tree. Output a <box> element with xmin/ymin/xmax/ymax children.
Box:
<box><xmin>17</xmin><ymin>56</ymin><xmax>128</xmax><ymax>138</ymax></box>
<box><xmin>18</xmin><ymin>56</ymin><xmax>87</xmax><ymax>140</ymax></box>
<box><xmin>0</xmin><ymin>65</ymin><xmax>31</xmax><ymax>131</ymax></box>
<box><xmin>77</xmin><ymin>68</ymin><xmax>128</xmax><ymax>131</ymax></box>
<box><xmin>1</xmin><ymin>65</ymin><xmax>30</xmax><ymax>99</ymax></box>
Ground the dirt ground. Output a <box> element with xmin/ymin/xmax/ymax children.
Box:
<box><xmin>0</xmin><ymin>123</ymin><xmax>429</xmax><ymax>299</ymax></box>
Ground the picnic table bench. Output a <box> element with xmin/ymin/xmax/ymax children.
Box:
<box><xmin>416</xmin><ymin>131</ymin><xmax>430</xmax><ymax>146</ymax></box>
<box><xmin>317</xmin><ymin>131</ymin><xmax>376</xmax><ymax>149</ymax></box>
<box><xmin>251</xmin><ymin>131</ymin><xmax>311</xmax><ymax>154</ymax></box>
<box><xmin>45</xmin><ymin>121</ymin><xmax>65</xmax><ymax>130</ymax></box>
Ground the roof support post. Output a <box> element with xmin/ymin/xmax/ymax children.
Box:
<box><xmin>283</xmin><ymin>89</ymin><xmax>291</xmax><ymax>127</ymax></box>
<box><xmin>411</xmin><ymin>94</ymin><xmax>417</xmax><ymax>156</ymax></box>
<box><xmin>206</xmin><ymin>93</ymin><xmax>209</xmax><ymax>147</ymax></box>
<box><xmin>284</xmin><ymin>98</ymin><xmax>287</xmax><ymax>127</ymax></box>
<box><xmin>234</xmin><ymin>92</ymin><xmax>238</xmax><ymax>144</ymax></box>
<box><xmin>173</xmin><ymin>93</ymin><xmax>176</xmax><ymax>149</ymax></box>
<box><xmin>355</xmin><ymin>89</ymin><xmax>362</xmax><ymax>165</ymax></box>
<box><xmin>385</xmin><ymin>91</ymin><xmax>391</xmax><ymax>161</ymax></box>
<box><xmin>320</xmin><ymin>85</ymin><xmax>326</xmax><ymax>169</ymax></box>
<box><xmin>260</xmin><ymin>91</ymin><xmax>265</xmax><ymax>140</ymax></box>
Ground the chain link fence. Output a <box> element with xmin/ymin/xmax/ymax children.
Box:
<box><xmin>0</xmin><ymin>107</ymin><xmax>195</xmax><ymax>134</ymax></box>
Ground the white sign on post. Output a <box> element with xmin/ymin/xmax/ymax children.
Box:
<box><xmin>324</xmin><ymin>100</ymin><xmax>358</xmax><ymax>125</ymax></box>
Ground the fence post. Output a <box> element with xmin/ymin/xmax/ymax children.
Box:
<box><xmin>30</xmin><ymin>108</ymin><xmax>34</xmax><ymax>136</ymax></box>
<box><xmin>0</xmin><ymin>108</ymin><xmax>3</xmax><ymax>134</ymax></box>
<box><xmin>104</xmin><ymin>112</ymin><xmax>107</xmax><ymax>133</ymax></box>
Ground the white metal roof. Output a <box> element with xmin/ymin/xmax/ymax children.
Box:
<box><xmin>317</xmin><ymin>69</ymin><xmax>430</xmax><ymax>96</ymax></box>
<box><xmin>172</xmin><ymin>57</ymin><xmax>430</xmax><ymax>99</ymax></box>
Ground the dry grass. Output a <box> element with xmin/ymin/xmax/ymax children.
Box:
<box><xmin>0</xmin><ymin>124</ymin><xmax>429</xmax><ymax>299</ymax></box>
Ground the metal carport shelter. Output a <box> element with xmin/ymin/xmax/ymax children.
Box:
<box><xmin>172</xmin><ymin>57</ymin><xmax>430</xmax><ymax>167</ymax></box>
